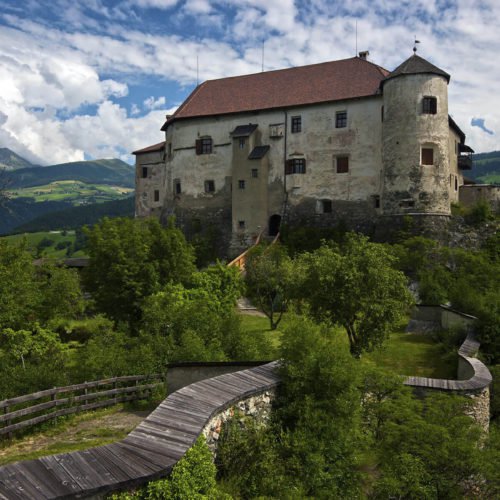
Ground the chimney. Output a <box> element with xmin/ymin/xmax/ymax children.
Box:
<box><xmin>358</xmin><ymin>50</ymin><xmax>369</xmax><ymax>60</ymax></box>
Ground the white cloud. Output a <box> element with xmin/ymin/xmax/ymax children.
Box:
<box><xmin>0</xmin><ymin>0</ymin><xmax>499</xmax><ymax>161</ymax></box>
<box><xmin>143</xmin><ymin>96</ymin><xmax>166</xmax><ymax>110</ymax></box>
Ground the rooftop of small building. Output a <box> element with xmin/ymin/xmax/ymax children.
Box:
<box><xmin>162</xmin><ymin>56</ymin><xmax>390</xmax><ymax>129</ymax></box>
<box><xmin>132</xmin><ymin>141</ymin><xmax>166</xmax><ymax>155</ymax></box>
<box><xmin>382</xmin><ymin>53</ymin><xmax>450</xmax><ymax>85</ymax></box>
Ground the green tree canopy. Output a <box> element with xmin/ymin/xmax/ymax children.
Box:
<box><xmin>83</xmin><ymin>217</ymin><xmax>196</xmax><ymax>328</ymax></box>
<box><xmin>297</xmin><ymin>233</ymin><xmax>414</xmax><ymax>357</ymax></box>
<box><xmin>244</xmin><ymin>243</ymin><xmax>294</xmax><ymax>330</ymax></box>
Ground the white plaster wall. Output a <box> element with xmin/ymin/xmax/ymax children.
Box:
<box><xmin>382</xmin><ymin>73</ymin><xmax>451</xmax><ymax>214</ymax></box>
<box><xmin>163</xmin><ymin>96</ymin><xmax>383</xmax><ymax>220</ymax></box>
<box><xmin>135</xmin><ymin>149</ymin><xmax>166</xmax><ymax>218</ymax></box>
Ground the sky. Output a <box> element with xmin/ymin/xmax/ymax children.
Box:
<box><xmin>0</xmin><ymin>0</ymin><xmax>498</xmax><ymax>166</ymax></box>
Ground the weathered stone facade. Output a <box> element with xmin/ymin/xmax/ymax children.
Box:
<box><xmin>202</xmin><ymin>389</ymin><xmax>275</xmax><ymax>456</ymax></box>
<box><xmin>134</xmin><ymin>53</ymin><xmax>475</xmax><ymax>255</ymax></box>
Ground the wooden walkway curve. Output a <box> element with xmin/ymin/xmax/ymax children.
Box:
<box><xmin>0</xmin><ymin>362</ymin><xmax>280</xmax><ymax>499</ymax></box>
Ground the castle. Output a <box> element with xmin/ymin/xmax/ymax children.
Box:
<box><xmin>134</xmin><ymin>51</ymin><xmax>474</xmax><ymax>254</ymax></box>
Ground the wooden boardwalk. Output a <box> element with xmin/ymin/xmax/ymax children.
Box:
<box><xmin>0</xmin><ymin>362</ymin><xmax>280</xmax><ymax>499</ymax></box>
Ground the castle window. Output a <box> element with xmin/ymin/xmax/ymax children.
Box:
<box><xmin>238</xmin><ymin>220</ymin><xmax>245</xmax><ymax>229</ymax></box>
<box><xmin>322</xmin><ymin>200</ymin><xmax>332</xmax><ymax>213</ymax></box>
<box><xmin>238</xmin><ymin>179</ymin><xmax>246</xmax><ymax>189</ymax></box>
<box><xmin>239</xmin><ymin>138</ymin><xmax>245</xmax><ymax>149</ymax></box>
<box><xmin>142</xmin><ymin>167</ymin><xmax>148</xmax><ymax>178</ymax></box>
<box><xmin>154</xmin><ymin>190</ymin><xmax>159</xmax><ymax>202</ymax></box>
<box><xmin>174</xmin><ymin>179</ymin><xmax>181</xmax><ymax>194</ymax></box>
<box><xmin>336</xmin><ymin>111</ymin><xmax>347</xmax><ymax>128</ymax></box>
<box><xmin>422</xmin><ymin>96</ymin><xmax>437</xmax><ymax>114</ymax></box>
<box><xmin>336</xmin><ymin>156</ymin><xmax>349</xmax><ymax>173</ymax></box>
<box><xmin>168</xmin><ymin>143</ymin><xmax>172</xmax><ymax>158</ymax></box>
<box><xmin>381</xmin><ymin>106</ymin><xmax>384</xmax><ymax>122</ymax></box>
<box><xmin>285</xmin><ymin>158</ymin><xmax>306</xmax><ymax>174</ymax></box>
<box><xmin>374</xmin><ymin>195</ymin><xmax>380</xmax><ymax>208</ymax></box>
<box><xmin>291</xmin><ymin>116</ymin><xmax>302</xmax><ymax>133</ymax></box>
<box><xmin>421</xmin><ymin>147</ymin><xmax>434</xmax><ymax>165</ymax></box>
<box><xmin>251</xmin><ymin>168</ymin><xmax>258</xmax><ymax>178</ymax></box>
<box><xmin>204</xmin><ymin>180</ymin><xmax>215</xmax><ymax>193</ymax></box>
<box><xmin>196</xmin><ymin>137</ymin><xmax>212</xmax><ymax>154</ymax></box>
<box><xmin>455</xmin><ymin>176</ymin><xmax>458</xmax><ymax>191</ymax></box>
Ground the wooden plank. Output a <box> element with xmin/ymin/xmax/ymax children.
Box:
<box><xmin>93</xmin><ymin>444</ymin><xmax>149</xmax><ymax>480</ymax></box>
<box><xmin>39</xmin><ymin>455</ymin><xmax>84</xmax><ymax>496</ymax></box>
<box><xmin>5</xmin><ymin>462</ymin><xmax>58</xmax><ymax>499</ymax></box>
<box><xmin>118</xmin><ymin>441</ymin><xmax>177</xmax><ymax>470</ymax></box>
<box><xmin>52</xmin><ymin>453</ymin><xmax>102</xmax><ymax>492</ymax></box>
<box><xmin>0</xmin><ymin>400</ymin><xmax>58</xmax><ymax>424</ymax></box>
<box><xmin>106</xmin><ymin>443</ymin><xmax>162</xmax><ymax>475</ymax></box>
<box><xmin>18</xmin><ymin>459</ymin><xmax>73</xmax><ymax>499</ymax></box>
<box><xmin>0</xmin><ymin>464</ymin><xmax>46</xmax><ymax>499</ymax></box>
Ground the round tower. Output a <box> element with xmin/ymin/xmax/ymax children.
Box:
<box><xmin>381</xmin><ymin>54</ymin><xmax>451</xmax><ymax>216</ymax></box>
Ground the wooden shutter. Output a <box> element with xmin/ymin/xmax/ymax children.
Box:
<box><xmin>422</xmin><ymin>148</ymin><xmax>434</xmax><ymax>165</ymax></box>
<box><xmin>301</xmin><ymin>159</ymin><xmax>306</xmax><ymax>174</ymax></box>
<box><xmin>337</xmin><ymin>156</ymin><xmax>349</xmax><ymax>173</ymax></box>
<box><xmin>195</xmin><ymin>139</ymin><xmax>202</xmax><ymax>155</ymax></box>
<box><xmin>285</xmin><ymin>160</ymin><xmax>293</xmax><ymax>175</ymax></box>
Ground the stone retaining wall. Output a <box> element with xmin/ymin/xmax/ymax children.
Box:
<box><xmin>202</xmin><ymin>389</ymin><xmax>276</xmax><ymax>456</ymax></box>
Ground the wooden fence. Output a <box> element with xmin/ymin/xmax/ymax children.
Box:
<box><xmin>0</xmin><ymin>375</ymin><xmax>164</xmax><ymax>439</ymax></box>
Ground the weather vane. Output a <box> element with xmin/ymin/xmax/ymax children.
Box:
<box><xmin>413</xmin><ymin>37</ymin><xmax>420</xmax><ymax>53</ymax></box>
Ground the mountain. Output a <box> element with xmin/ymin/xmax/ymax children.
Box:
<box><xmin>8</xmin><ymin>159</ymin><xmax>135</xmax><ymax>189</ymax></box>
<box><xmin>470</xmin><ymin>151</ymin><xmax>500</xmax><ymax>184</ymax></box>
<box><xmin>0</xmin><ymin>148</ymin><xmax>35</xmax><ymax>170</ymax></box>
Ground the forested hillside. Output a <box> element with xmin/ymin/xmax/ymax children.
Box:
<box><xmin>471</xmin><ymin>151</ymin><xmax>500</xmax><ymax>184</ymax></box>
<box><xmin>5</xmin><ymin>196</ymin><xmax>134</xmax><ymax>234</ymax></box>
<box><xmin>8</xmin><ymin>159</ymin><xmax>134</xmax><ymax>188</ymax></box>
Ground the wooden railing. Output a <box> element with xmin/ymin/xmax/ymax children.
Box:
<box><xmin>227</xmin><ymin>231</ymin><xmax>263</xmax><ymax>272</ymax></box>
<box><xmin>0</xmin><ymin>375</ymin><xmax>164</xmax><ymax>439</ymax></box>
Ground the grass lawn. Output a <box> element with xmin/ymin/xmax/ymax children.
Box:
<box><xmin>0</xmin><ymin>404</ymin><xmax>152</xmax><ymax>466</ymax></box>
<box><xmin>238</xmin><ymin>313</ymin><xmax>457</xmax><ymax>379</ymax></box>
<box><xmin>1</xmin><ymin>231</ymin><xmax>86</xmax><ymax>258</ymax></box>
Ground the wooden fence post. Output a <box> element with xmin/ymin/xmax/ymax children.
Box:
<box><xmin>51</xmin><ymin>388</ymin><xmax>57</xmax><ymax>426</ymax></box>
<box><xmin>84</xmin><ymin>382</ymin><xmax>88</xmax><ymax>407</ymax></box>
<box><xmin>4</xmin><ymin>405</ymin><xmax>12</xmax><ymax>440</ymax></box>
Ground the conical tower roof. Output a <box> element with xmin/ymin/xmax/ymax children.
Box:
<box><xmin>382</xmin><ymin>54</ymin><xmax>450</xmax><ymax>87</ymax></box>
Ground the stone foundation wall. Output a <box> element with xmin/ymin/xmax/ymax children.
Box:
<box><xmin>464</xmin><ymin>387</ymin><xmax>490</xmax><ymax>432</ymax></box>
<box><xmin>202</xmin><ymin>389</ymin><xmax>276</xmax><ymax>456</ymax></box>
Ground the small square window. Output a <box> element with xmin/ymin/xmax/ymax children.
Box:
<box><xmin>422</xmin><ymin>97</ymin><xmax>437</xmax><ymax>114</ymax></box>
<box><xmin>291</xmin><ymin>116</ymin><xmax>301</xmax><ymax>133</ymax></box>
<box><xmin>175</xmin><ymin>180</ymin><xmax>181</xmax><ymax>194</ymax></box>
<box><xmin>336</xmin><ymin>111</ymin><xmax>347</xmax><ymax>128</ymax></box>
<box><xmin>238</xmin><ymin>220</ymin><xmax>245</xmax><ymax>229</ymax></box>
<box><xmin>285</xmin><ymin>158</ymin><xmax>306</xmax><ymax>174</ymax></box>
<box><xmin>204</xmin><ymin>180</ymin><xmax>215</xmax><ymax>193</ymax></box>
<box><xmin>336</xmin><ymin>156</ymin><xmax>349</xmax><ymax>173</ymax></box>
<box><xmin>251</xmin><ymin>168</ymin><xmax>258</xmax><ymax>178</ymax></box>
<box><xmin>154</xmin><ymin>190</ymin><xmax>160</xmax><ymax>202</ymax></box>
<box><xmin>196</xmin><ymin>137</ymin><xmax>213</xmax><ymax>154</ymax></box>
<box><xmin>238</xmin><ymin>180</ymin><xmax>245</xmax><ymax>189</ymax></box>
<box><xmin>142</xmin><ymin>167</ymin><xmax>148</xmax><ymax>178</ymax></box>
<box><xmin>422</xmin><ymin>148</ymin><xmax>434</xmax><ymax>165</ymax></box>
<box><xmin>239</xmin><ymin>138</ymin><xmax>245</xmax><ymax>149</ymax></box>
<box><xmin>455</xmin><ymin>176</ymin><xmax>458</xmax><ymax>191</ymax></box>
<box><xmin>322</xmin><ymin>200</ymin><xmax>332</xmax><ymax>213</ymax></box>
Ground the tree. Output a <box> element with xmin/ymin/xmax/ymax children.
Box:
<box><xmin>83</xmin><ymin>217</ymin><xmax>196</xmax><ymax>328</ymax></box>
<box><xmin>0</xmin><ymin>240</ymin><xmax>40</xmax><ymax>330</ymax></box>
<box><xmin>245</xmin><ymin>243</ymin><xmax>294</xmax><ymax>330</ymax></box>
<box><xmin>297</xmin><ymin>234</ymin><xmax>414</xmax><ymax>357</ymax></box>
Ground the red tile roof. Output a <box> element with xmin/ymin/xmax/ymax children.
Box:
<box><xmin>132</xmin><ymin>141</ymin><xmax>166</xmax><ymax>155</ymax></box>
<box><xmin>162</xmin><ymin>57</ymin><xmax>389</xmax><ymax>130</ymax></box>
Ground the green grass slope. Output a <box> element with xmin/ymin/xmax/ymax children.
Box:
<box><xmin>8</xmin><ymin>159</ymin><xmax>135</xmax><ymax>189</ymax></box>
<box><xmin>10</xmin><ymin>180</ymin><xmax>133</xmax><ymax>204</ymax></box>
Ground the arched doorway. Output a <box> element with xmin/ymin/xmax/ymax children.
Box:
<box><xmin>268</xmin><ymin>214</ymin><xmax>281</xmax><ymax>236</ymax></box>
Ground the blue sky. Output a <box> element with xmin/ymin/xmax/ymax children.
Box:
<box><xmin>0</xmin><ymin>0</ymin><xmax>498</xmax><ymax>165</ymax></box>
